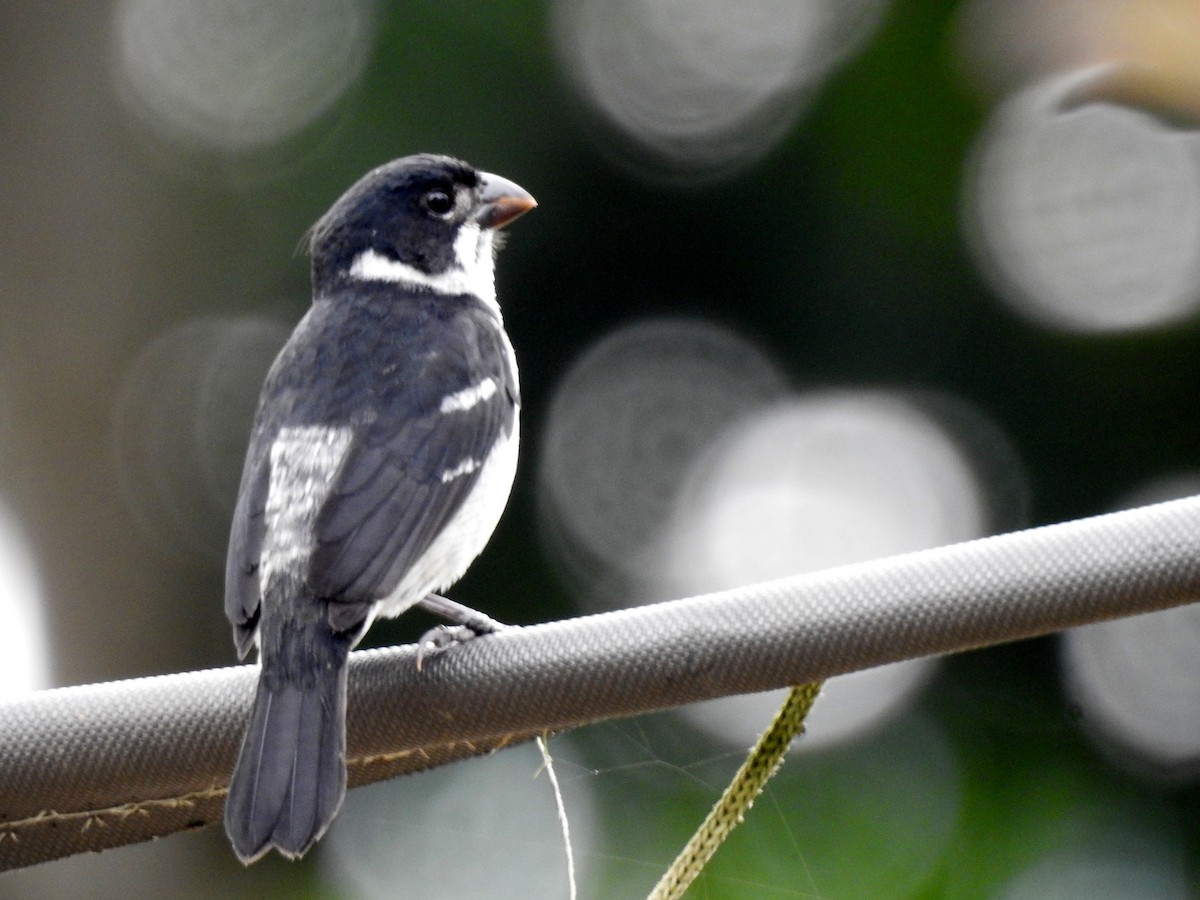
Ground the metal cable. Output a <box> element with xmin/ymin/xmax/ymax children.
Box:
<box><xmin>3</xmin><ymin>496</ymin><xmax>1200</xmax><ymax>870</ymax></box>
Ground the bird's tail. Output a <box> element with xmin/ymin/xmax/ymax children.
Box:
<box><xmin>224</xmin><ymin>630</ymin><xmax>350</xmax><ymax>864</ymax></box>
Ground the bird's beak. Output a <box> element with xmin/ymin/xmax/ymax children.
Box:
<box><xmin>476</xmin><ymin>172</ymin><xmax>537</xmax><ymax>229</ymax></box>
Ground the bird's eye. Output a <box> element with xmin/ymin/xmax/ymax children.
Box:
<box><xmin>422</xmin><ymin>189</ymin><xmax>455</xmax><ymax>218</ymax></box>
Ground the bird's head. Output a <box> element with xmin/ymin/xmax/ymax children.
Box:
<box><xmin>307</xmin><ymin>154</ymin><xmax>536</xmax><ymax>303</ymax></box>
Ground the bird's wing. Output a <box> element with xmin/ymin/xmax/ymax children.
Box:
<box><xmin>306</xmin><ymin>308</ymin><xmax>517</xmax><ymax>609</ymax></box>
<box><xmin>225</xmin><ymin>426</ymin><xmax>274</xmax><ymax>658</ymax></box>
<box><xmin>224</xmin><ymin>307</ymin><xmax>324</xmax><ymax>657</ymax></box>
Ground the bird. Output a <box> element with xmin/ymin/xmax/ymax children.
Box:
<box><xmin>222</xmin><ymin>154</ymin><xmax>535</xmax><ymax>864</ymax></box>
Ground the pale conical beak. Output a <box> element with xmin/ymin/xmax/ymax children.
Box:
<box><xmin>476</xmin><ymin>171</ymin><xmax>537</xmax><ymax>229</ymax></box>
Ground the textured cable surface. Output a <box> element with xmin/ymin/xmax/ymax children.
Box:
<box><xmin>3</xmin><ymin>496</ymin><xmax>1200</xmax><ymax>870</ymax></box>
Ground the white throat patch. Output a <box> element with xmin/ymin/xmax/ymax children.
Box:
<box><xmin>348</xmin><ymin>223</ymin><xmax>497</xmax><ymax>310</ymax></box>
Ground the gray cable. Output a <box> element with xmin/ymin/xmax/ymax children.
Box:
<box><xmin>3</xmin><ymin>496</ymin><xmax>1199</xmax><ymax>871</ymax></box>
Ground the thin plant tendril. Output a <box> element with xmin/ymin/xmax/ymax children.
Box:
<box><xmin>647</xmin><ymin>682</ymin><xmax>823</xmax><ymax>900</ymax></box>
<box><xmin>537</xmin><ymin>734</ymin><xmax>577</xmax><ymax>900</ymax></box>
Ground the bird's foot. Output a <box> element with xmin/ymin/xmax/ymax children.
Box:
<box><xmin>414</xmin><ymin>594</ymin><xmax>507</xmax><ymax>671</ymax></box>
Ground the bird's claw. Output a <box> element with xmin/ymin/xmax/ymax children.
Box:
<box><xmin>415</xmin><ymin>624</ymin><xmax>481</xmax><ymax>672</ymax></box>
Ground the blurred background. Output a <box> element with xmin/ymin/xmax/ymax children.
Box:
<box><xmin>2</xmin><ymin>0</ymin><xmax>1200</xmax><ymax>897</ymax></box>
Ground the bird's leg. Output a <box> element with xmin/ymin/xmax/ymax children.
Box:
<box><xmin>418</xmin><ymin>593</ymin><xmax>507</xmax><ymax>633</ymax></box>
<box><xmin>414</xmin><ymin>594</ymin><xmax>507</xmax><ymax>670</ymax></box>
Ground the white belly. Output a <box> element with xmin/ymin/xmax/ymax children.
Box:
<box><xmin>375</xmin><ymin>417</ymin><xmax>519</xmax><ymax>618</ymax></box>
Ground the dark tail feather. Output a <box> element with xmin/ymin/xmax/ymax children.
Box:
<box><xmin>224</xmin><ymin>660</ymin><xmax>348</xmax><ymax>864</ymax></box>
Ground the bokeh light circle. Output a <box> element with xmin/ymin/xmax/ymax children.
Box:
<box><xmin>665</xmin><ymin>390</ymin><xmax>999</xmax><ymax>747</ymax></box>
<box><xmin>112</xmin><ymin>316</ymin><xmax>288</xmax><ymax>560</ymax></box>
<box><xmin>0</xmin><ymin>502</ymin><xmax>50</xmax><ymax>698</ymax></box>
<box><xmin>686</xmin><ymin>662</ymin><xmax>937</xmax><ymax>754</ymax></box>
<box><xmin>1061</xmin><ymin>474</ymin><xmax>1200</xmax><ymax>779</ymax></box>
<box><xmin>538</xmin><ymin>318</ymin><xmax>789</xmax><ymax>607</ymax></box>
<box><xmin>662</xmin><ymin>391</ymin><xmax>990</xmax><ymax>591</ymax></box>
<box><xmin>553</xmin><ymin>0</ymin><xmax>889</xmax><ymax>180</ymax></box>
<box><xmin>966</xmin><ymin>71</ymin><xmax>1200</xmax><ymax>333</ymax></box>
<box><xmin>112</xmin><ymin>0</ymin><xmax>375</xmax><ymax>151</ymax></box>
<box><xmin>1065</xmin><ymin>606</ymin><xmax>1200</xmax><ymax>780</ymax></box>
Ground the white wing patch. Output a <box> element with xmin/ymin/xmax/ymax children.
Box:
<box><xmin>260</xmin><ymin>425</ymin><xmax>353</xmax><ymax>595</ymax></box>
<box><xmin>348</xmin><ymin>222</ymin><xmax>498</xmax><ymax>310</ymax></box>
<box><xmin>440</xmin><ymin>456</ymin><xmax>482</xmax><ymax>483</ymax></box>
<box><xmin>440</xmin><ymin>377</ymin><xmax>498</xmax><ymax>413</ymax></box>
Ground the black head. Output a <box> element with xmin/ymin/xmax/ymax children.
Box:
<box><xmin>307</xmin><ymin>154</ymin><xmax>535</xmax><ymax>295</ymax></box>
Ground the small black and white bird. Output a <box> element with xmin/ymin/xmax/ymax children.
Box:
<box><xmin>223</xmin><ymin>154</ymin><xmax>535</xmax><ymax>863</ymax></box>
